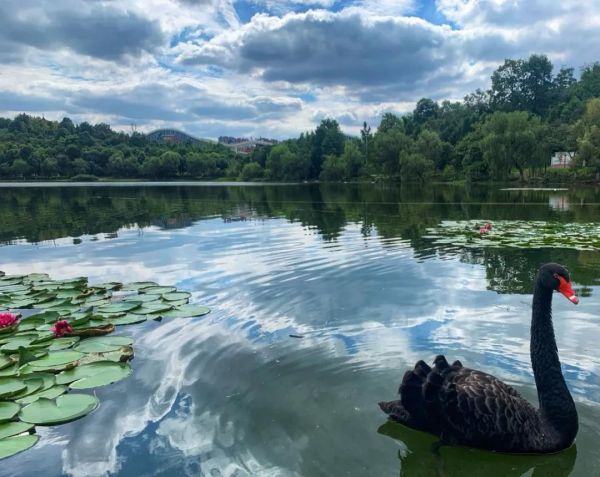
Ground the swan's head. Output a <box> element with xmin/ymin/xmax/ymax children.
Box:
<box><xmin>538</xmin><ymin>263</ymin><xmax>578</xmax><ymax>304</ymax></box>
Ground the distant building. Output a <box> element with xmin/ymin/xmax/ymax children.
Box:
<box><xmin>550</xmin><ymin>151</ymin><xmax>575</xmax><ymax>168</ymax></box>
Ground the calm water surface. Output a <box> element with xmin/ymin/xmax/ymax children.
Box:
<box><xmin>0</xmin><ymin>183</ymin><xmax>599</xmax><ymax>477</ymax></box>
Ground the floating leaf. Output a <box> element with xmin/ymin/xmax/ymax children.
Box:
<box><xmin>108</xmin><ymin>314</ymin><xmax>147</xmax><ymax>326</ymax></box>
<box><xmin>129</xmin><ymin>294</ymin><xmax>161</xmax><ymax>303</ymax></box>
<box><xmin>74</xmin><ymin>336</ymin><xmax>133</xmax><ymax>353</ymax></box>
<box><xmin>0</xmin><ymin>421</ymin><xmax>34</xmax><ymax>439</ymax></box>
<box><xmin>66</xmin><ymin>362</ymin><xmax>132</xmax><ymax>389</ymax></box>
<box><xmin>162</xmin><ymin>292</ymin><xmax>191</xmax><ymax>302</ymax></box>
<box><xmin>91</xmin><ymin>282</ymin><xmax>122</xmax><ymax>291</ymax></box>
<box><xmin>16</xmin><ymin>385</ymin><xmax>67</xmax><ymax>404</ymax></box>
<box><xmin>10</xmin><ymin>378</ymin><xmax>44</xmax><ymax>400</ymax></box>
<box><xmin>0</xmin><ymin>365</ymin><xmax>18</xmax><ymax>377</ymax></box>
<box><xmin>97</xmin><ymin>302</ymin><xmax>142</xmax><ymax>314</ymax></box>
<box><xmin>161</xmin><ymin>304</ymin><xmax>211</xmax><ymax>319</ymax></box>
<box><xmin>141</xmin><ymin>286</ymin><xmax>176</xmax><ymax>295</ymax></box>
<box><xmin>19</xmin><ymin>394</ymin><xmax>99</xmax><ymax>425</ymax></box>
<box><xmin>0</xmin><ymin>402</ymin><xmax>20</xmax><ymax>422</ymax></box>
<box><xmin>0</xmin><ymin>379</ymin><xmax>26</xmax><ymax>399</ymax></box>
<box><xmin>27</xmin><ymin>351</ymin><xmax>82</xmax><ymax>371</ymax></box>
<box><xmin>0</xmin><ymin>435</ymin><xmax>39</xmax><ymax>459</ymax></box>
<box><xmin>48</xmin><ymin>337</ymin><xmax>80</xmax><ymax>351</ymax></box>
<box><xmin>131</xmin><ymin>303</ymin><xmax>173</xmax><ymax>315</ymax></box>
<box><xmin>22</xmin><ymin>373</ymin><xmax>55</xmax><ymax>391</ymax></box>
<box><xmin>122</xmin><ymin>281</ymin><xmax>157</xmax><ymax>291</ymax></box>
<box><xmin>0</xmin><ymin>355</ymin><xmax>14</xmax><ymax>370</ymax></box>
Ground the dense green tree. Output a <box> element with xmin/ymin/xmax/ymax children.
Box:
<box><xmin>239</xmin><ymin>162</ymin><xmax>264</xmax><ymax>181</ymax></box>
<box><xmin>576</xmin><ymin>98</ymin><xmax>600</xmax><ymax>178</ymax></box>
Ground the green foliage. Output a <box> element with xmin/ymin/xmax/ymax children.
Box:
<box><xmin>0</xmin><ymin>115</ymin><xmax>236</xmax><ymax>180</ymax></box>
<box><xmin>239</xmin><ymin>162</ymin><xmax>264</xmax><ymax>181</ymax></box>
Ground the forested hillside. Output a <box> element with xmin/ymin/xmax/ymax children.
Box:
<box><xmin>1</xmin><ymin>54</ymin><xmax>600</xmax><ymax>182</ymax></box>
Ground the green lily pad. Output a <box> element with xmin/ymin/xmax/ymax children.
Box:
<box><xmin>162</xmin><ymin>292</ymin><xmax>192</xmax><ymax>302</ymax></box>
<box><xmin>16</xmin><ymin>385</ymin><xmax>68</xmax><ymax>404</ymax></box>
<box><xmin>0</xmin><ymin>421</ymin><xmax>34</xmax><ymax>439</ymax></box>
<box><xmin>122</xmin><ymin>281</ymin><xmax>158</xmax><ymax>291</ymax></box>
<box><xmin>22</xmin><ymin>373</ymin><xmax>55</xmax><ymax>391</ymax></box>
<box><xmin>10</xmin><ymin>378</ymin><xmax>44</xmax><ymax>400</ymax></box>
<box><xmin>68</xmin><ymin>362</ymin><xmax>132</xmax><ymax>389</ymax></box>
<box><xmin>163</xmin><ymin>298</ymin><xmax>189</xmax><ymax>307</ymax></box>
<box><xmin>0</xmin><ymin>435</ymin><xmax>39</xmax><ymax>459</ymax></box>
<box><xmin>73</xmin><ymin>336</ymin><xmax>133</xmax><ymax>353</ymax></box>
<box><xmin>141</xmin><ymin>286</ymin><xmax>176</xmax><ymax>295</ymax></box>
<box><xmin>16</xmin><ymin>319</ymin><xmax>44</xmax><ymax>332</ymax></box>
<box><xmin>131</xmin><ymin>303</ymin><xmax>173</xmax><ymax>315</ymax></box>
<box><xmin>0</xmin><ymin>378</ymin><xmax>26</xmax><ymax>399</ymax></box>
<box><xmin>91</xmin><ymin>282</ymin><xmax>122</xmax><ymax>291</ymax></box>
<box><xmin>108</xmin><ymin>314</ymin><xmax>147</xmax><ymax>326</ymax></box>
<box><xmin>27</xmin><ymin>351</ymin><xmax>83</xmax><ymax>371</ymax></box>
<box><xmin>19</xmin><ymin>394</ymin><xmax>99</xmax><ymax>425</ymax></box>
<box><xmin>96</xmin><ymin>302</ymin><xmax>142</xmax><ymax>314</ymax></box>
<box><xmin>0</xmin><ymin>355</ymin><xmax>14</xmax><ymax>370</ymax></box>
<box><xmin>0</xmin><ymin>365</ymin><xmax>18</xmax><ymax>377</ymax></box>
<box><xmin>129</xmin><ymin>294</ymin><xmax>161</xmax><ymax>303</ymax></box>
<box><xmin>48</xmin><ymin>337</ymin><xmax>80</xmax><ymax>351</ymax></box>
<box><xmin>161</xmin><ymin>304</ymin><xmax>211</xmax><ymax>319</ymax></box>
<box><xmin>0</xmin><ymin>402</ymin><xmax>20</xmax><ymax>422</ymax></box>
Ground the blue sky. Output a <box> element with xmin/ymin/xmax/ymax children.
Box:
<box><xmin>0</xmin><ymin>0</ymin><xmax>599</xmax><ymax>139</ymax></box>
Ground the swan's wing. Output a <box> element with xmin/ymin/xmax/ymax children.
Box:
<box><xmin>441</xmin><ymin>367</ymin><xmax>540</xmax><ymax>447</ymax></box>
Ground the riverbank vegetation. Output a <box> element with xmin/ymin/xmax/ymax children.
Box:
<box><xmin>1</xmin><ymin>54</ymin><xmax>600</xmax><ymax>183</ymax></box>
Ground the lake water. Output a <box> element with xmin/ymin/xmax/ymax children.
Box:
<box><xmin>1</xmin><ymin>183</ymin><xmax>599</xmax><ymax>477</ymax></box>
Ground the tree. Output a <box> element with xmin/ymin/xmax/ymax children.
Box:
<box><xmin>576</xmin><ymin>98</ymin><xmax>600</xmax><ymax>178</ymax></box>
<box><xmin>310</xmin><ymin>119</ymin><xmax>345</xmax><ymax>178</ymax></box>
<box><xmin>481</xmin><ymin>111</ymin><xmax>540</xmax><ymax>181</ymax></box>
<box><xmin>489</xmin><ymin>54</ymin><xmax>555</xmax><ymax>116</ymax></box>
<box><xmin>239</xmin><ymin>162</ymin><xmax>264</xmax><ymax>181</ymax></box>
<box><xmin>414</xmin><ymin>98</ymin><xmax>440</xmax><ymax>125</ymax></box>
<box><xmin>399</xmin><ymin>153</ymin><xmax>434</xmax><ymax>182</ymax></box>
<box><xmin>320</xmin><ymin>155</ymin><xmax>346</xmax><ymax>181</ymax></box>
<box><xmin>373</xmin><ymin>124</ymin><xmax>413</xmax><ymax>177</ymax></box>
<box><xmin>377</xmin><ymin>113</ymin><xmax>402</xmax><ymax>134</ymax></box>
<box><xmin>360</xmin><ymin>121</ymin><xmax>372</xmax><ymax>163</ymax></box>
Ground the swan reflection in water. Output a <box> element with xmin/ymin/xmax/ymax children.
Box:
<box><xmin>377</xmin><ymin>421</ymin><xmax>577</xmax><ymax>477</ymax></box>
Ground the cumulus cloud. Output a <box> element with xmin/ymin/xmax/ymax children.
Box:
<box><xmin>177</xmin><ymin>9</ymin><xmax>510</xmax><ymax>101</ymax></box>
<box><xmin>0</xmin><ymin>0</ymin><xmax>164</xmax><ymax>61</ymax></box>
<box><xmin>0</xmin><ymin>0</ymin><xmax>599</xmax><ymax>137</ymax></box>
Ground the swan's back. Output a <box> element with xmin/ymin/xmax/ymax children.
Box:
<box><xmin>379</xmin><ymin>355</ymin><xmax>550</xmax><ymax>453</ymax></box>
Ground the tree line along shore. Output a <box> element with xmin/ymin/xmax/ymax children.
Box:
<box><xmin>1</xmin><ymin>54</ymin><xmax>600</xmax><ymax>184</ymax></box>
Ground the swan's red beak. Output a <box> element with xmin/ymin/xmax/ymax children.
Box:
<box><xmin>557</xmin><ymin>275</ymin><xmax>579</xmax><ymax>304</ymax></box>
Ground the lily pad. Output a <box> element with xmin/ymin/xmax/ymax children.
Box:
<box><xmin>19</xmin><ymin>394</ymin><xmax>99</xmax><ymax>425</ymax></box>
<box><xmin>128</xmin><ymin>294</ymin><xmax>161</xmax><ymax>303</ymax></box>
<box><xmin>27</xmin><ymin>351</ymin><xmax>83</xmax><ymax>371</ymax></box>
<box><xmin>48</xmin><ymin>337</ymin><xmax>80</xmax><ymax>351</ymax></box>
<box><xmin>162</xmin><ymin>292</ymin><xmax>192</xmax><ymax>302</ymax></box>
<box><xmin>140</xmin><ymin>286</ymin><xmax>176</xmax><ymax>295</ymax></box>
<box><xmin>0</xmin><ymin>402</ymin><xmax>20</xmax><ymax>422</ymax></box>
<box><xmin>161</xmin><ymin>304</ymin><xmax>211</xmax><ymax>319</ymax></box>
<box><xmin>131</xmin><ymin>303</ymin><xmax>173</xmax><ymax>315</ymax></box>
<box><xmin>0</xmin><ymin>378</ymin><xmax>26</xmax><ymax>399</ymax></box>
<box><xmin>10</xmin><ymin>378</ymin><xmax>44</xmax><ymax>400</ymax></box>
<box><xmin>0</xmin><ymin>421</ymin><xmax>34</xmax><ymax>439</ymax></box>
<box><xmin>66</xmin><ymin>362</ymin><xmax>132</xmax><ymax>389</ymax></box>
<box><xmin>74</xmin><ymin>336</ymin><xmax>133</xmax><ymax>353</ymax></box>
<box><xmin>16</xmin><ymin>385</ymin><xmax>68</xmax><ymax>405</ymax></box>
<box><xmin>0</xmin><ymin>435</ymin><xmax>39</xmax><ymax>459</ymax></box>
<box><xmin>0</xmin><ymin>355</ymin><xmax>14</xmax><ymax>370</ymax></box>
<box><xmin>108</xmin><ymin>314</ymin><xmax>147</xmax><ymax>326</ymax></box>
<box><xmin>97</xmin><ymin>302</ymin><xmax>142</xmax><ymax>314</ymax></box>
<box><xmin>122</xmin><ymin>281</ymin><xmax>158</xmax><ymax>291</ymax></box>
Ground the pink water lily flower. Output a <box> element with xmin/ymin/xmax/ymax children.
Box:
<box><xmin>0</xmin><ymin>312</ymin><xmax>18</xmax><ymax>328</ymax></box>
<box><xmin>51</xmin><ymin>320</ymin><xmax>73</xmax><ymax>337</ymax></box>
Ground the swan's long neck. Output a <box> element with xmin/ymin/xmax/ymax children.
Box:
<box><xmin>530</xmin><ymin>282</ymin><xmax>578</xmax><ymax>445</ymax></box>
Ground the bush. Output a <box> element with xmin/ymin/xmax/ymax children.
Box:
<box><xmin>239</xmin><ymin>162</ymin><xmax>264</xmax><ymax>181</ymax></box>
<box><xmin>543</xmin><ymin>168</ymin><xmax>575</xmax><ymax>183</ymax></box>
<box><xmin>69</xmin><ymin>174</ymin><xmax>99</xmax><ymax>182</ymax></box>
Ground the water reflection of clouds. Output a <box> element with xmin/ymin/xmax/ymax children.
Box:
<box><xmin>1</xmin><ymin>214</ymin><xmax>600</xmax><ymax>475</ymax></box>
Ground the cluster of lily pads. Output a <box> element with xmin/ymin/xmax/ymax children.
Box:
<box><xmin>424</xmin><ymin>220</ymin><xmax>600</xmax><ymax>251</ymax></box>
<box><xmin>0</xmin><ymin>270</ymin><xmax>210</xmax><ymax>460</ymax></box>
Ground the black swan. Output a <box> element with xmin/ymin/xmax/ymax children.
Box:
<box><xmin>379</xmin><ymin>263</ymin><xmax>579</xmax><ymax>453</ymax></box>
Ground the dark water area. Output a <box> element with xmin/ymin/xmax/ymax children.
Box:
<box><xmin>0</xmin><ymin>182</ymin><xmax>599</xmax><ymax>476</ymax></box>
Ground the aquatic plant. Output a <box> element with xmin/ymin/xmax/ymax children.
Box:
<box><xmin>0</xmin><ymin>271</ymin><xmax>211</xmax><ymax>459</ymax></box>
<box><xmin>425</xmin><ymin>220</ymin><xmax>600</xmax><ymax>251</ymax></box>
